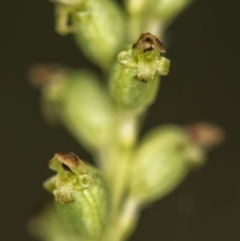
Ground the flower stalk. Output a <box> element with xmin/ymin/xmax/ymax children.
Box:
<box><xmin>28</xmin><ymin>1</ymin><xmax>224</xmax><ymax>241</ymax></box>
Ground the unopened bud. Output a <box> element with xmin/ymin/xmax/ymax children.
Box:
<box><xmin>129</xmin><ymin>125</ymin><xmax>199</xmax><ymax>204</ymax></box>
<box><xmin>30</xmin><ymin>66</ymin><xmax>116</xmax><ymax>151</ymax></box>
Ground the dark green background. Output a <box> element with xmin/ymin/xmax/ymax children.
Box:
<box><xmin>1</xmin><ymin>0</ymin><xmax>239</xmax><ymax>240</ymax></box>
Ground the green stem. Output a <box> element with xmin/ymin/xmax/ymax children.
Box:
<box><xmin>97</xmin><ymin>111</ymin><xmax>138</xmax><ymax>212</ymax></box>
<box><xmin>96</xmin><ymin>112</ymin><xmax>140</xmax><ymax>241</ymax></box>
<box><xmin>101</xmin><ymin>197</ymin><xmax>140</xmax><ymax>241</ymax></box>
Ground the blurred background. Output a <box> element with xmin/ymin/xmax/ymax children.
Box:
<box><xmin>0</xmin><ymin>0</ymin><xmax>239</xmax><ymax>240</ymax></box>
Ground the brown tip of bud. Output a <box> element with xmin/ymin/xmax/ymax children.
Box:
<box><xmin>132</xmin><ymin>32</ymin><xmax>166</xmax><ymax>53</ymax></box>
<box><xmin>54</xmin><ymin>152</ymin><xmax>81</xmax><ymax>169</ymax></box>
<box><xmin>28</xmin><ymin>64</ymin><xmax>65</xmax><ymax>88</ymax></box>
<box><xmin>185</xmin><ymin>122</ymin><xmax>225</xmax><ymax>149</ymax></box>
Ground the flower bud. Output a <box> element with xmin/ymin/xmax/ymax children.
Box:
<box><xmin>32</xmin><ymin>65</ymin><xmax>116</xmax><ymax>151</ymax></box>
<box><xmin>33</xmin><ymin>152</ymin><xmax>111</xmax><ymax>240</ymax></box>
<box><xmin>52</xmin><ymin>0</ymin><xmax>126</xmax><ymax>69</ymax></box>
<box><xmin>129</xmin><ymin>125</ymin><xmax>201</xmax><ymax>204</ymax></box>
<box><xmin>108</xmin><ymin>33</ymin><xmax>170</xmax><ymax>112</ymax></box>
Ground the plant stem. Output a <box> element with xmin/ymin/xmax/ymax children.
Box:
<box><xmin>101</xmin><ymin>197</ymin><xmax>140</xmax><ymax>241</ymax></box>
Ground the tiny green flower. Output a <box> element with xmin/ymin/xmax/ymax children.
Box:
<box><xmin>118</xmin><ymin>33</ymin><xmax>170</xmax><ymax>82</ymax></box>
<box><xmin>44</xmin><ymin>152</ymin><xmax>91</xmax><ymax>203</ymax></box>
<box><xmin>39</xmin><ymin>152</ymin><xmax>111</xmax><ymax>240</ymax></box>
<box><xmin>109</xmin><ymin>33</ymin><xmax>170</xmax><ymax>112</ymax></box>
<box><xmin>52</xmin><ymin>0</ymin><xmax>126</xmax><ymax>69</ymax></box>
